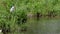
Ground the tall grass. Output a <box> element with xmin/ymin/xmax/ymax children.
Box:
<box><xmin>0</xmin><ymin>0</ymin><xmax>60</xmax><ymax>34</ymax></box>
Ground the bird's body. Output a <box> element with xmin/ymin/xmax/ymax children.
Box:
<box><xmin>0</xmin><ymin>30</ymin><xmax>2</xmax><ymax>33</ymax></box>
<box><xmin>10</xmin><ymin>6</ymin><xmax>15</xmax><ymax>12</ymax></box>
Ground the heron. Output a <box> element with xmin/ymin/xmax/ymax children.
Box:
<box><xmin>0</xmin><ymin>29</ymin><xmax>2</xmax><ymax>33</ymax></box>
<box><xmin>10</xmin><ymin>6</ymin><xmax>15</xmax><ymax>12</ymax></box>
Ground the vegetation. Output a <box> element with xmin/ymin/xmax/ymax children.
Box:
<box><xmin>0</xmin><ymin>0</ymin><xmax>60</xmax><ymax>34</ymax></box>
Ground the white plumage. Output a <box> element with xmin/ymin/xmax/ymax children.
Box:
<box><xmin>0</xmin><ymin>30</ymin><xmax>2</xmax><ymax>33</ymax></box>
<box><xmin>10</xmin><ymin>6</ymin><xmax>15</xmax><ymax>12</ymax></box>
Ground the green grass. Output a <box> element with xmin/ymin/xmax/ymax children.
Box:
<box><xmin>0</xmin><ymin>0</ymin><xmax>60</xmax><ymax>34</ymax></box>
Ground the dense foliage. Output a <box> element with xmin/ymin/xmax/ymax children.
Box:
<box><xmin>0</xmin><ymin>0</ymin><xmax>60</xmax><ymax>34</ymax></box>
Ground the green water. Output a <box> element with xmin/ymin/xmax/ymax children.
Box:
<box><xmin>26</xmin><ymin>18</ymin><xmax>60</xmax><ymax>34</ymax></box>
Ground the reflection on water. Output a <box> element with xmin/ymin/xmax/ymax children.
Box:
<box><xmin>27</xmin><ymin>18</ymin><xmax>60</xmax><ymax>34</ymax></box>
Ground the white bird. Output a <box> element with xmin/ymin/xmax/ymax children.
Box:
<box><xmin>10</xmin><ymin>6</ymin><xmax>15</xmax><ymax>12</ymax></box>
<box><xmin>0</xmin><ymin>30</ymin><xmax>2</xmax><ymax>33</ymax></box>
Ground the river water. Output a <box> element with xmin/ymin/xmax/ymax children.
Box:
<box><xmin>26</xmin><ymin>18</ymin><xmax>60</xmax><ymax>34</ymax></box>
